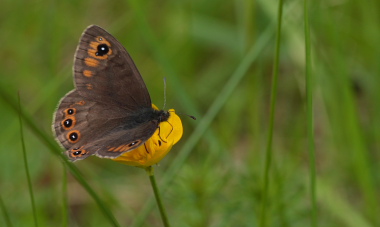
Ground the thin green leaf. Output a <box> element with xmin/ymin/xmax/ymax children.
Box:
<box><xmin>17</xmin><ymin>93</ymin><xmax>38</xmax><ymax>227</ymax></box>
<box><xmin>259</xmin><ymin>0</ymin><xmax>283</xmax><ymax>226</ymax></box>
<box><xmin>304</xmin><ymin>0</ymin><xmax>317</xmax><ymax>226</ymax></box>
<box><xmin>0</xmin><ymin>196</ymin><xmax>13</xmax><ymax>227</ymax></box>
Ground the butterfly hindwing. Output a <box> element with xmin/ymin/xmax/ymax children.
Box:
<box><xmin>53</xmin><ymin>90</ymin><xmax>159</xmax><ymax>161</ymax></box>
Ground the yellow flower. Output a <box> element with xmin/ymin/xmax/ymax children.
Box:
<box><xmin>112</xmin><ymin>104</ymin><xmax>183</xmax><ymax>168</ymax></box>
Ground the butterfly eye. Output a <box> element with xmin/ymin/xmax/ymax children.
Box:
<box><xmin>96</xmin><ymin>44</ymin><xmax>109</xmax><ymax>56</ymax></box>
<box><xmin>67</xmin><ymin>130</ymin><xmax>81</xmax><ymax>143</ymax></box>
<box><xmin>62</xmin><ymin>117</ymin><xmax>76</xmax><ymax>130</ymax></box>
<box><xmin>64</xmin><ymin>119</ymin><xmax>72</xmax><ymax>127</ymax></box>
<box><xmin>70</xmin><ymin>132</ymin><xmax>78</xmax><ymax>141</ymax></box>
<box><xmin>73</xmin><ymin>150</ymin><xmax>82</xmax><ymax>156</ymax></box>
<box><xmin>65</xmin><ymin>108</ymin><xmax>76</xmax><ymax>115</ymax></box>
<box><xmin>70</xmin><ymin>146</ymin><xmax>87</xmax><ymax>157</ymax></box>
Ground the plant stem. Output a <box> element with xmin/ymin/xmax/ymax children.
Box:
<box><xmin>62</xmin><ymin>166</ymin><xmax>68</xmax><ymax>227</ymax></box>
<box><xmin>0</xmin><ymin>196</ymin><xmax>13</xmax><ymax>227</ymax></box>
<box><xmin>260</xmin><ymin>0</ymin><xmax>284</xmax><ymax>226</ymax></box>
<box><xmin>304</xmin><ymin>0</ymin><xmax>318</xmax><ymax>226</ymax></box>
<box><xmin>146</xmin><ymin>166</ymin><xmax>170</xmax><ymax>227</ymax></box>
<box><xmin>18</xmin><ymin>92</ymin><xmax>38</xmax><ymax>227</ymax></box>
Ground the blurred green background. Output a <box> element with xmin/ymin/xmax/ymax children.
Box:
<box><xmin>1</xmin><ymin>0</ymin><xmax>379</xmax><ymax>226</ymax></box>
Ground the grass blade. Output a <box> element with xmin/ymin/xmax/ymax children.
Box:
<box><xmin>0</xmin><ymin>196</ymin><xmax>13</xmax><ymax>227</ymax></box>
<box><xmin>61</xmin><ymin>166</ymin><xmax>68</xmax><ymax>227</ymax></box>
<box><xmin>17</xmin><ymin>93</ymin><xmax>38</xmax><ymax>227</ymax></box>
<box><xmin>259</xmin><ymin>0</ymin><xmax>284</xmax><ymax>226</ymax></box>
<box><xmin>317</xmin><ymin>178</ymin><xmax>372</xmax><ymax>227</ymax></box>
<box><xmin>304</xmin><ymin>0</ymin><xmax>317</xmax><ymax>226</ymax></box>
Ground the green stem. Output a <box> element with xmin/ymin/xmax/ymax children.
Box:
<box><xmin>18</xmin><ymin>93</ymin><xmax>38</xmax><ymax>227</ymax></box>
<box><xmin>260</xmin><ymin>0</ymin><xmax>284</xmax><ymax>226</ymax></box>
<box><xmin>0</xmin><ymin>196</ymin><xmax>13</xmax><ymax>227</ymax></box>
<box><xmin>304</xmin><ymin>0</ymin><xmax>318</xmax><ymax>226</ymax></box>
<box><xmin>62</xmin><ymin>166</ymin><xmax>68</xmax><ymax>227</ymax></box>
<box><xmin>146</xmin><ymin>166</ymin><xmax>170</xmax><ymax>227</ymax></box>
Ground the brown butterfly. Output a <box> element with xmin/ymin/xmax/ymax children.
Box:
<box><xmin>53</xmin><ymin>25</ymin><xmax>169</xmax><ymax>161</ymax></box>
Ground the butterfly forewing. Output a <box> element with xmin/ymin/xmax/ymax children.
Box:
<box><xmin>73</xmin><ymin>25</ymin><xmax>152</xmax><ymax>110</ymax></box>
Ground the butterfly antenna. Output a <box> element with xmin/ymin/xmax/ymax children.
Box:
<box><xmin>163</xmin><ymin>78</ymin><xmax>196</xmax><ymax>120</ymax></box>
<box><xmin>176</xmin><ymin>112</ymin><xmax>197</xmax><ymax>120</ymax></box>
<box><xmin>186</xmin><ymin>114</ymin><xmax>197</xmax><ymax>120</ymax></box>
<box><xmin>163</xmin><ymin>77</ymin><xmax>167</xmax><ymax>110</ymax></box>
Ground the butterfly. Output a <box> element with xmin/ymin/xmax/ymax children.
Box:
<box><xmin>53</xmin><ymin>25</ymin><xmax>174</xmax><ymax>162</ymax></box>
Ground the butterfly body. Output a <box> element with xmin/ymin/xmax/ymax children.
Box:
<box><xmin>53</xmin><ymin>25</ymin><xmax>169</xmax><ymax>161</ymax></box>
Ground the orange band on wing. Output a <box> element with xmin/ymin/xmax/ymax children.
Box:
<box><xmin>83</xmin><ymin>70</ymin><xmax>93</xmax><ymax>77</ymax></box>
<box><xmin>84</xmin><ymin>58</ymin><xmax>99</xmax><ymax>67</ymax></box>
